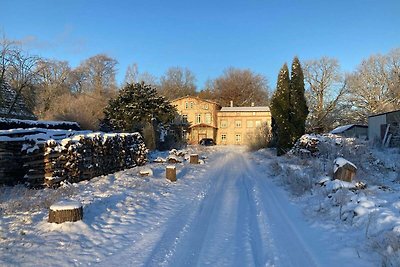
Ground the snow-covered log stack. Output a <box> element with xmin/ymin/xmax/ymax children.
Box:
<box><xmin>290</xmin><ymin>134</ymin><xmax>321</xmax><ymax>156</ymax></box>
<box><xmin>0</xmin><ymin>140</ymin><xmax>25</xmax><ymax>184</ymax></box>
<box><xmin>22</xmin><ymin>132</ymin><xmax>148</xmax><ymax>187</ymax></box>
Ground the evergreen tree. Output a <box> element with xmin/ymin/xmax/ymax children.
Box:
<box><xmin>270</xmin><ymin>64</ymin><xmax>292</xmax><ymax>156</ymax></box>
<box><xmin>290</xmin><ymin>57</ymin><xmax>309</xmax><ymax>142</ymax></box>
<box><xmin>101</xmin><ymin>82</ymin><xmax>176</xmax><ymax>133</ymax></box>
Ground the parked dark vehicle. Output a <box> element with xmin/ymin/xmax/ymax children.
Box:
<box><xmin>199</xmin><ymin>138</ymin><xmax>215</xmax><ymax>146</ymax></box>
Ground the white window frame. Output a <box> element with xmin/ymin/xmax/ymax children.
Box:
<box><xmin>220</xmin><ymin>120</ymin><xmax>228</xmax><ymax>128</ymax></box>
<box><xmin>221</xmin><ymin>134</ymin><xmax>227</xmax><ymax>141</ymax></box>
<box><xmin>235</xmin><ymin>134</ymin><xmax>241</xmax><ymax>143</ymax></box>
<box><xmin>235</xmin><ymin>120</ymin><xmax>242</xmax><ymax>128</ymax></box>
<box><xmin>196</xmin><ymin>114</ymin><xmax>201</xmax><ymax>124</ymax></box>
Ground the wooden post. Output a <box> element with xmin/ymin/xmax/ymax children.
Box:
<box><xmin>166</xmin><ymin>165</ymin><xmax>177</xmax><ymax>182</ymax></box>
<box><xmin>190</xmin><ymin>154</ymin><xmax>199</xmax><ymax>164</ymax></box>
<box><xmin>48</xmin><ymin>200</ymin><xmax>83</xmax><ymax>224</ymax></box>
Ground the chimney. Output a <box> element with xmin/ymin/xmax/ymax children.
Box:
<box><xmin>230</xmin><ymin>101</ymin><xmax>233</xmax><ymax>107</ymax></box>
<box><xmin>251</xmin><ymin>102</ymin><xmax>255</xmax><ymax>107</ymax></box>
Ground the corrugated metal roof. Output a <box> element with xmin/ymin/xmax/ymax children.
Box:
<box><xmin>219</xmin><ymin>106</ymin><xmax>270</xmax><ymax>112</ymax></box>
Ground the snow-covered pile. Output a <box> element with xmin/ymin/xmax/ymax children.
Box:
<box><xmin>274</xmin><ymin>134</ymin><xmax>400</xmax><ymax>265</ymax></box>
<box><xmin>21</xmin><ymin>132</ymin><xmax>148</xmax><ymax>187</ymax></box>
<box><xmin>0</xmin><ymin>117</ymin><xmax>80</xmax><ymax>130</ymax></box>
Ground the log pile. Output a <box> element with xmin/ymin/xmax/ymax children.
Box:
<box><xmin>21</xmin><ymin>132</ymin><xmax>148</xmax><ymax>187</ymax></box>
<box><xmin>0</xmin><ymin>140</ymin><xmax>25</xmax><ymax>185</ymax></box>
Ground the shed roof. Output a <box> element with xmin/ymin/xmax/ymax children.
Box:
<box><xmin>368</xmin><ymin>109</ymin><xmax>400</xmax><ymax>118</ymax></box>
<box><xmin>330</xmin><ymin>124</ymin><xmax>367</xmax><ymax>134</ymax></box>
<box><xmin>0</xmin><ymin>82</ymin><xmax>36</xmax><ymax>120</ymax></box>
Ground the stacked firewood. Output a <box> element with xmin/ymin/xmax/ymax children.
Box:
<box><xmin>0</xmin><ymin>140</ymin><xmax>25</xmax><ymax>185</ymax></box>
<box><xmin>290</xmin><ymin>134</ymin><xmax>321</xmax><ymax>156</ymax></box>
<box><xmin>22</xmin><ymin>132</ymin><xmax>148</xmax><ymax>187</ymax></box>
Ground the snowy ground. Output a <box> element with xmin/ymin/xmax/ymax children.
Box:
<box><xmin>1</xmin><ymin>142</ymin><xmax>399</xmax><ymax>266</ymax></box>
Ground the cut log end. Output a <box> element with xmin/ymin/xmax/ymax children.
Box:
<box><xmin>166</xmin><ymin>165</ymin><xmax>177</xmax><ymax>182</ymax></box>
<box><xmin>189</xmin><ymin>154</ymin><xmax>199</xmax><ymax>164</ymax></box>
<box><xmin>48</xmin><ymin>200</ymin><xmax>83</xmax><ymax>224</ymax></box>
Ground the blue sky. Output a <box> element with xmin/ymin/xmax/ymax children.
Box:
<box><xmin>1</xmin><ymin>0</ymin><xmax>399</xmax><ymax>89</ymax></box>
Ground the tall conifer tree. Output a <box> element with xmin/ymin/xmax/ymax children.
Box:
<box><xmin>270</xmin><ymin>63</ymin><xmax>293</xmax><ymax>156</ymax></box>
<box><xmin>290</xmin><ymin>57</ymin><xmax>309</xmax><ymax>142</ymax></box>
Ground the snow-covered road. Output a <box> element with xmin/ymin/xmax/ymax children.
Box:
<box><xmin>1</xmin><ymin>147</ymin><xmax>374</xmax><ymax>266</ymax></box>
<box><xmin>100</xmin><ymin>149</ymin><xmax>368</xmax><ymax>267</ymax></box>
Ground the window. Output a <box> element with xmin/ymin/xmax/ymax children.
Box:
<box><xmin>196</xmin><ymin>114</ymin><xmax>201</xmax><ymax>124</ymax></box>
<box><xmin>221</xmin><ymin>134</ymin><xmax>227</xmax><ymax>141</ymax></box>
<box><xmin>235</xmin><ymin>134</ymin><xmax>241</xmax><ymax>143</ymax></box>
<box><xmin>247</xmin><ymin>120</ymin><xmax>254</xmax><ymax>128</ymax></box>
<box><xmin>203</xmin><ymin>104</ymin><xmax>209</xmax><ymax>110</ymax></box>
<box><xmin>255</xmin><ymin>120</ymin><xmax>261</xmax><ymax>128</ymax></box>
<box><xmin>190</xmin><ymin>102</ymin><xmax>194</xmax><ymax>109</ymax></box>
<box><xmin>205</xmin><ymin>113</ymin><xmax>212</xmax><ymax>124</ymax></box>
<box><xmin>185</xmin><ymin>102</ymin><xmax>189</xmax><ymax>109</ymax></box>
<box><xmin>182</xmin><ymin>114</ymin><xmax>188</xmax><ymax>122</ymax></box>
<box><xmin>220</xmin><ymin>120</ymin><xmax>228</xmax><ymax>128</ymax></box>
<box><xmin>235</xmin><ymin>120</ymin><xmax>242</xmax><ymax>128</ymax></box>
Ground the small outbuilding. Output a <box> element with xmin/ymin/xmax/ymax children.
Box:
<box><xmin>330</xmin><ymin>124</ymin><xmax>368</xmax><ymax>139</ymax></box>
<box><xmin>368</xmin><ymin>109</ymin><xmax>400</xmax><ymax>147</ymax></box>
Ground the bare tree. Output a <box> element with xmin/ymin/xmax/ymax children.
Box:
<box><xmin>34</xmin><ymin>59</ymin><xmax>72</xmax><ymax>118</ymax></box>
<box><xmin>210</xmin><ymin>67</ymin><xmax>269</xmax><ymax>107</ymax></box>
<box><xmin>303</xmin><ymin>57</ymin><xmax>347</xmax><ymax>132</ymax></box>
<box><xmin>159</xmin><ymin>67</ymin><xmax>196</xmax><ymax>100</ymax></box>
<box><xmin>74</xmin><ymin>54</ymin><xmax>118</xmax><ymax>94</ymax></box>
<box><xmin>0</xmin><ymin>34</ymin><xmax>42</xmax><ymax>112</ymax></box>
<box><xmin>346</xmin><ymin>49</ymin><xmax>400</xmax><ymax>121</ymax></box>
<box><xmin>138</xmin><ymin>71</ymin><xmax>158</xmax><ymax>87</ymax></box>
<box><xmin>123</xmin><ymin>63</ymin><xmax>138</xmax><ymax>85</ymax></box>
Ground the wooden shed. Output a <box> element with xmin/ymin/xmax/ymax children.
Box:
<box><xmin>330</xmin><ymin>124</ymin><xmax>368</xmax><ymax>139</ymax></box>
<box><xmin>368</xmin><ymin>110</ymin><xmax>400</xmax><ymax>147</ymax></box>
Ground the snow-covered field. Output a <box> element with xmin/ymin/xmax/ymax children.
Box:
<box><xmin>1</xmin><ymin>138</ymin><xmax>400</xmax><ymax>266</ymax></box>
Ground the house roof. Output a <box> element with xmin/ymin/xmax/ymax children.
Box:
<box><xmin>368</xmin><ymin>109</ymin><xmax>400</xmax><ymax>118</ymax></box>
<box><xmin>171</xmin><ymin>96</ymin><xmax>221</xmax><ymax>107</ymax></box>
<box><xmin>330</xmin><ymin>124</ymin><xmax>367</xmax><ymax>134</ymax></box>
<box><xmin>219</xmin><ymin>106</ymin><xmax>270</xmax><ymax>112</ymax></box>
<box><xmin>0</xmin><ymin>82</ymin><xmax>37</xmax><ymax>120</ymax></box>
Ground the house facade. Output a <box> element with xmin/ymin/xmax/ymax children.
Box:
<box><xmin>172</xmin><ymin>96</ymin><xmax>271</xmax><ymax>145</ymax></box>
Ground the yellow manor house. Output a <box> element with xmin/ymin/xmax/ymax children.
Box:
<box><xmin>172</xmin><ymin>96</ymin><xmax>272</xmax><ymax>145</ymax></box>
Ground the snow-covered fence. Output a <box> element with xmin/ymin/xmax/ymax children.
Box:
<box><xmin>0</xmin><ymin>131</ymin><xmax>148</xmax><ymax>187</ymax></box>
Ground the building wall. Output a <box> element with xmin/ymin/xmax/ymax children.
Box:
<box><xmin>368</xmin><ymin>114</ymin><xmax>386</xmax><ymax>142</ymax></box>
<box><xmin>216</xmin><ymin>110</ymin><xmax>272</xmax><ymax>145</ymax></box>
<box><xmin>172</xmin><ymin>97</ymin><xmax>220</xmax><ymax>144</ymax></box>
<box><xmin>172</xmin><ymin>97</ymin><xmax>272</xmax><ymax>146</ymax></box>
<box><xmin>172</xmin><ymin>97</ymin><xmax>220</xmax><ymax>128</ymax></box>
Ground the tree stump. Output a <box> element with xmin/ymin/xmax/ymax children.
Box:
<box><xmin>166</xmin><ymin>165</ymin><xmax>177</xmax><ymax>182</ymax></box>
<box><xmin>189</xmin><ymin>154</ymin><xmax>199</xmax><ymax>164</ymax></box>
<box><xmin>48</xmin><ymin>200</ymin><xmax>83</xmax><ymax>223</ymax></box>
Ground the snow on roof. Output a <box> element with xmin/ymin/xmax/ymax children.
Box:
<box><xmin>0</xmin><ymin>82</ymin><xmax>37</xmax><ymax>120</ymax></box>
<box><xmin>330</xmin><ymin>124</ymin><xmax>367</xmax><ymax>134</ymax></box>
<box><xmin>219</xmin><ymin>106</ymin><xmax>270</xmax><ymax>112</ymax></box>
<box><xmin>333</xmin><ymin>157</ymin><xmax>357</xmax><ymax>173</ymax></box>
<box><xmin>330</xmin><ymin>125</ymin><xmax>355</xmax><ymax>134</ymax></box>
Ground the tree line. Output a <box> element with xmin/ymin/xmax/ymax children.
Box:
<box><xmin>1</xmin><ymin>34</ymin><xmax>399</xmax><ymax>134</ymax></box>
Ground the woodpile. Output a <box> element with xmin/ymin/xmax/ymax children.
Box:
<box><xmin>48</xmin><ymin>200</ymin><xmax>83</xmax><ymax>223</ymax></box>
<box><xmin>21</xmin><ymin>132</ymin><xmax>148</xmax><ymax>187</ymax></box>
<box><xmin>291</xmin><ymin>135</ymin><xmax>320</xmax><ymax>156</ymax></box>
<box><xmin>0</xmin><ymin>140</ymin><xmax>25</xmax><ymax>185</ymax></box>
